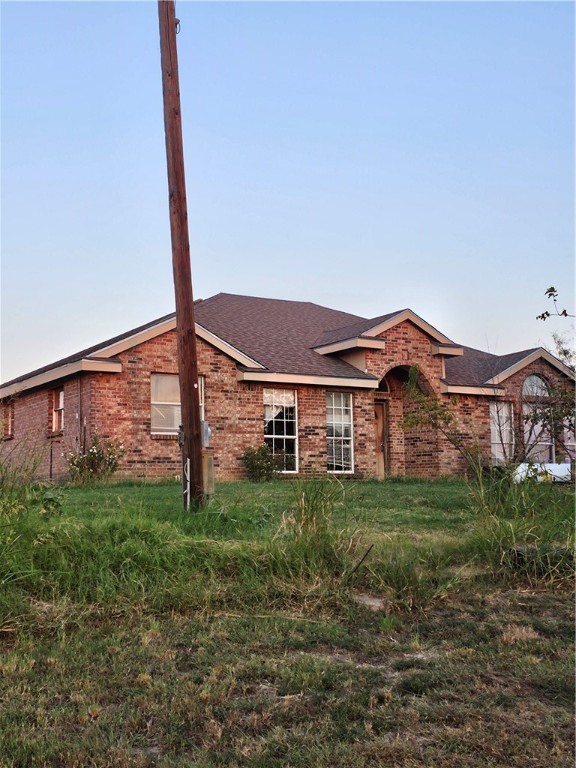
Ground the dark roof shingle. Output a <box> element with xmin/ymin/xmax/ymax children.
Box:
<box><xmin>444</xmin><ymin>346</ymin><xmax>539</xmax><ymax>386</ymax></box>
<box><xmin>1</xmin><ymin>292</ymin><xmax>548</xmax><ymax>390</ymax></box>
<box><xmin>313</xmin><ymin>310</ymin><xmax>406</xmax><ymax>347</ymax></box>
<box><xmin>195</xmin><ymin>293</ymin><xmax>375</xmax><ymax>379</ymax></box>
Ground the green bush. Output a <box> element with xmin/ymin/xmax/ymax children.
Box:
<box><xmin>241</xmin><ymin>444</ymin><xmax>280</xmax><ymax>482</ymax></box>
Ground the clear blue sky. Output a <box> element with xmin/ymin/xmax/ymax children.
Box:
<box><xmin>1</xmin><ymin>0</ymin><xmax>574</xmax><ymax>382</ymax></box>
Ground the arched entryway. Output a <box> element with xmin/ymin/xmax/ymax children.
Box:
<box><xmin>374</xmin><ymin>366</ymin><xmax>439</xmax><ymax>478</ymax></box>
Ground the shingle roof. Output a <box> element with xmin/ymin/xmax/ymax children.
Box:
<box><xmin>0</xmin><ymin>292</ymin><xmax>551</xmax><ymax>391</ymax></box>
<box><xmin>313</xmin><ymin>311</ymin><xmax>406</xmax><ymax>347</ymax></box>
<box><xmin>444</xmin><ymin>346</ymin><xmax>539</xmax><ymax>386</ymax></box>
<box><xmin>195</xmin><ymin>293</ymin><xmax>375</xmax><ymax>379</ymax></box>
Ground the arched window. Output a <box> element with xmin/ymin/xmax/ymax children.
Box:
<box><xmin>522</xmin><ymin>374</ymin><xmax>554</xmax><ymax>462</ymax></box>
<box><xmin>522</xmin><ymin>374</ymin><xmax>550</xmax><ymax>398</ymax></box>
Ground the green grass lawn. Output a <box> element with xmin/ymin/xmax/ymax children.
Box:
<box><xmin>0</xmin><ymin>478</ymin><xmax>573</xmax><ymax>767</ymax></box>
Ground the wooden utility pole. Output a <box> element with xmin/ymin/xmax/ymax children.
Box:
<box><xmin>158</xmin><ymin>0</ymin><xmax>204</xmax><ymax>508</ymax></box>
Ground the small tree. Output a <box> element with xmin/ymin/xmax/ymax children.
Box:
<box><xmin>533</xmin><ymin>288</ymin><xmax>576</xmax><ymax>462</ymax></box>
<box><xmin>403</xmin><ymin>366</ymin><xmax>485</xmax><ymax>474</ymax></box>
<box><xmin>548</xmin><ymin>331</ymin><xmax>575</xmax><ymax>371</ymax></box>
<box><xmin>521</xmin><ymin>381</ymin><xmax>575</xmax><ymax>464</ymax></box>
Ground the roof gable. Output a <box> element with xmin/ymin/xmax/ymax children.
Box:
<box><xmin>444</xmin><ymin>346</ymin><xmax>575</xmax><ymax>391</ymax></box>
<box><xmin>485</xmin><ymin>348</ymin><xmax>575</xmax><ymax>385</ymax></box>
<box><xmin>313</xmin><ymin>308</ymin><xmax>457</xmax><ymax>351</ymax></box>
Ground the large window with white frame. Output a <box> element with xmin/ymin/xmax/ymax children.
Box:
<box><xmin>326</xmin><ymin>392</ymin><xmax>354</xmax><ymax>473</ymax></box>
<box><xmin>263</xmin><ymin>389</ymin><xmax>298</xmax><ymax>471</ymax></box>
<box><xmin>523</xmin><ymin>374</ymin><xmax>550</xmax><ymax>398</ymax></box>
<box><xmin>151</xmin><ymin>374</ymin><xmax>205</xmax><ymax>435</ymax></box>
<box><xmin>522</xmin><ymin>374</ymin><xmax>554</xmax><ymax>463</ymax></box>
<box><xmin>489</xmin><ymin>401</ymin><xmax>514</xmax><ymax>464</ymax></box>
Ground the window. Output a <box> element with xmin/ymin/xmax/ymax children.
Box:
<box><xmin>263</xmin><ymin>389</ymin><xmax>297</xmax><ymax>471</ymax></box>
<box><xmin>563</xmin><ymin>422</ymin><xmax>576</xmax><ymax>461</ymax></box>
<box><xmin>2</xmin><ymin>402</ymin><xmax>14</xmax><ymax>439</ymax></box>
<box><xmin>489</xmin><ymin>401</ymin><xmax>514</xmax><ymax>463</ymax></box>
<box><xmin>326</xmin><ymin>392</ymin><xmax>354</xmax><ymax>472</ymax></box>
<box><xmin>523</xmin><ymin>409</ymin><xmax>554</xmax><ymax>462</ymax></box>
<box><xmin>522</xmin><ymin>374</ymin><xmax>554</xmax><ymax>462</ymax></box>
<box><xmin>522</xmin><ymin>375</ymin><xmax>550</xmax><ymax>398</ymax></box>
<box><xmin>151</xmin><ymin>374</ymin><xmax>205</xmax><ymax>435</ymax></box>
<box><xmin>52</xmin><ymin>388</ymin><xmax>64</xmax><ymax>433</ymax></box>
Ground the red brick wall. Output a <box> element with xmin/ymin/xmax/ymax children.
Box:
<box><xmin>363</xmin><ymin>320</ymin><xmax>445</xmax><ymax>477</ymax></box>
<box><xmin>86</xmin><ymin>330</ymin><xmax>382</xmax><ymax>480</ymax></box>
<box><xmin>365</xmin><ymin>320</ymin><xmax>444</xmax><ymax>392</ymax></box>
<box><xmin>439</xmin><ymin>394</ymin><xmax>491</xmax><ymax>476</ymax></box>
<box><xmin>430</xmin><ymin>359</ymin><xmax>574</xmax><ymax>474</ymax></box>
<box><xmin>5</xmin><ymin>321</ymin><xmax>571</xmax><ymax>483</ymax></box>
<box><xmin>0</xmin><ymin>377</ymin><xmax>88</xmax><ymax>480</ymax></box>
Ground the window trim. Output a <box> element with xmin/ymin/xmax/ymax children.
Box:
<box><xmin>326</xmin><ymin>391</ymin><xmax>354</xmax><ymax>474</ymax></box>
<box><xmin>263</xmin><ymin>388</ymin><xmax>299</xmax><ymax>473</ymax></box>
<box><xmin>522</xmin><ymin>374</ymin><xmax>555</xmax><ymax>463</ymax></box>
<box><xmin>51</xmin><ymin>388</ymin><xmax>64</xmax><ymax>433</ymax></box>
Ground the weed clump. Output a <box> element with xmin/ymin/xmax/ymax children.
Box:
<box><xmin>468</xmin><ymin>469</ymin><xmax>574</xmax><ymax>587</ymax></box>
<box><xmin>66</xmin><ymin>434</ymin><xmax>125</xmax><ymax>485</ymax></box>
<box><xmin>270</xmin><ymin>478</ymin><xmax>355</xmax><ymax>578</ymax></box>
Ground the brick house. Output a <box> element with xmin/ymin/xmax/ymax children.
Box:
<box><xmin>1</xmin><ymin>293</ymin><xmax>574</xmax><ymax>481</ymax></box>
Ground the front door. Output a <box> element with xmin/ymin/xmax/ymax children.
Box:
<box><xmin>374</xmin><ymin>401</ymin><xmax>389</xmax><ymax>479</ymax></box>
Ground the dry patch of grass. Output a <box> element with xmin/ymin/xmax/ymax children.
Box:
<box><xmin>1</xmin><ymin>587</ymin><xmax>573</xmax><ymax>767</ymax></box>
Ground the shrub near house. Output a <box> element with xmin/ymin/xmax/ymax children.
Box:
<box><xmin>1</xmin><ymin>293</ymin><xmax>574</xmax><ymax>482</ymax></box>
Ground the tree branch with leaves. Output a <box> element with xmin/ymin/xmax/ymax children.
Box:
<box><xmin>536</xmin><ymin>287</ymin><xmax>575</xmax><ymax>321</ymax></box>
<box><xmin>403</xmin><ymin>366</ymin><xmax>484</xmax><ymax>473</ymax></box>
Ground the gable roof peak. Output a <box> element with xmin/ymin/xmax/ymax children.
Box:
<box><xmin>445</xmin><ymin>344</ymin><xmax>575</xmax><ymax>388</ymax></box>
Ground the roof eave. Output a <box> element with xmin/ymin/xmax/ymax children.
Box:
<box><xmin>440</xmin><ymin>382</ymin><xmax>506</xmax><ymax>396</ymax></box>
<box><xmin>238</xmin><ymin>370</ymin><xmax>379</xmax><ymax>389</ymax></box>
<box><xmin>0</xmin><ymin>358</ymin><xmax>123</xmax><ymax>399</ymax></box>
<box><xmin>313</xmin><ymin>337</ymin><xmax>387</xmax><ymax>355</ymax></box>
<box><xmin>1</xmin><ymin>318</ymin><xmax>266</xmax><ymax>395</ymax></box>
<box><xmin>431</xmin><ymin>343</ymin><xmax>464</xmax><ymax>357</ymax></box>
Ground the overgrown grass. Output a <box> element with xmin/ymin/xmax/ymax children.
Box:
<box><xmin>2</xmin><ymin>477</ymin><xmax>573</xmax><ymax>616</ymax></box>
<box><xmin>0</xmin><ymin>477</ymin><xmax>573</xmax><ymax>766</ymax></box>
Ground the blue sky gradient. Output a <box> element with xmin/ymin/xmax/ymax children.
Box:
<box><xmin>1</xmin><ymin>1</ymin><xmax>574</xmax><ymax>382</ymax></box>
